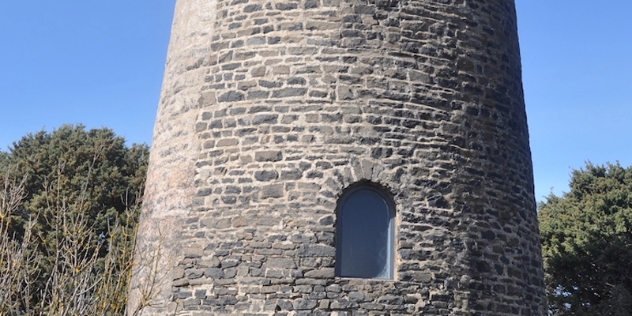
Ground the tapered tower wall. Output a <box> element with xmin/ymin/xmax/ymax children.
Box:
<box><xmin>129</xmin><ymin>0</ymin><xmax>546</xmax><ymax>315</ymax></box>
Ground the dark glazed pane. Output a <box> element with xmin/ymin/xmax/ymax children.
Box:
<box><xmin>337</xmin><ymin>187</ymin><xmax>392</xmax><ymax>278</ymax></box>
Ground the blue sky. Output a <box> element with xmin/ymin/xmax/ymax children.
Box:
<box><xmin>0</xmin><ymin>1</ymin><xmax>173</xmax><ymax>147</ymax></box>
<box><xmin>1</xmin><ymin>1</ymin><xmax>630</xmax><ymax>202</ymax></box>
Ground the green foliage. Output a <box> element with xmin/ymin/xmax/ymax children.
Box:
<box><xmin>0</xmin><ymin>124</ymin><xmax>148</xmax><ymax>314</ymax></box>
<box><xmin>539</xmin><ymin>162</ymin><xmax>632</xmax><ymax>315</ymax></box>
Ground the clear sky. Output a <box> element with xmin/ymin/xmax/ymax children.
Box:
<box><xmin>1</xmin><ymin>1</ymin><xmax>630</xmax><ymax>202</ymax></box>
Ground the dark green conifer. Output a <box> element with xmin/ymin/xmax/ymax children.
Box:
<box><xmin>539</xmin><ymin>162</ymin><xmax>632</xmax><ymax>315</ymax></box>
<box><xmin>0</xmin><ymin>124</ymin><xmax>148</xmax><ymax>314</ymax></box>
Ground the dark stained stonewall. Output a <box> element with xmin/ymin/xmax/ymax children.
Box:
<box><xmin>129</xmin><ymin>0</ymin><xmax>547</xmax><ymax>315</ymax></box>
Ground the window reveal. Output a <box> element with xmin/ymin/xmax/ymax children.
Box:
<box><xmin>335</xmin><ymin>185</ymin><xmax>394</xmax><ymax>279</ymax></box>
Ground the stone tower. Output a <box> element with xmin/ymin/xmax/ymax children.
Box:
<box><xmin>129</xmin><ymin>0</ymin><xmax>546</xmax><ymax>315</ymax></box>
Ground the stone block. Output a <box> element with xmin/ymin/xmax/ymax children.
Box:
<box><xmin>261</xmin><ymin>184</ymin><xmax>284</xmax><ymax>198</ymax></box>
<box><xmin>218</xmin><ymin>91</ymin><xmax>245</xmax><ymax>102</ymax></box>
<box><xmin>255</xmin><ymin>151</ymin><xmax>283</xmax><ymax>162</ymax></box>
<box><xmin>272</xmin><ymin>88</ymin><xmax>308</xmax><ymax>98</ymax></box>
<box><xmin>298</xmin><ymin>244</ymin><xmax>335</xmax><ymax>257</ymax></box>
<box><xmin>304</xmin><ymin>268</ymin><xmax>335</xmax><ymax>279</ymax></box>
<box><xmin>293</xmin><ymin>299</ymin><xmax>318</xmax><ymax>310</ymax></box>
<box><xmin>204</xmin><ymin>268</ymin><xmax>224</xmax><ymax>278</ymax></box>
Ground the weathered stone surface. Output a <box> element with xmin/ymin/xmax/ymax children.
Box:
<box><xmin>205</xmin><ymin>267</ymin><xmax>224</xmax><ymax>278</ymax></box>
<box><xmin>217</xmin><ymin>91</ymin><xmax>244</xmax><ymax>102</ymax></box>
<box><xmin>271</xmin><ymin>88</ymin><xmax>307</xmax><ymax>98</ymax></box>
<box><xmin>260</xmin><ymin>184</ymin><xmax>283</xmax><ymax>198</ymax></box>
<box><xmin>254</xmin><ymin>170</ymin><xmax>278</xmax><ymax>181</ymax></box>
<box><xmin>298</xmin><ymin>244</ymin><xmax>336</xmax><ymax>257</ymax></box>
<box><xmin>293</xmin><ymin>299</ymin><xmax>318</xmax><ymax>310</ymax></box>
<box><xmin>255</xmin><ymin>151</ymin><xmax>282</xmax><ymax>162</ymax></box>
<box><xmin>304</xmin><ymin>268</ymin><xmax>335</xmax><ymax>279</ymax></box>
<box><xmin>130</xmin><ymin>0</ymin><xmax>546</xmax><ymax>315</ymax></box>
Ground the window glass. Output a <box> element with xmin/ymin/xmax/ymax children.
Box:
<box><xmin>336</xmin><ymin>185</ymin><xmax>394</xmax><ymax>279</ymax></box>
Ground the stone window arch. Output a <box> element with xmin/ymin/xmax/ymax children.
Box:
<box><xmin>335</xmin><ymin>184</ymin><xmax>395</xmax><ymax>279</ymax></box>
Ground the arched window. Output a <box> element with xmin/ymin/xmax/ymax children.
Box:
<box><xmin>335</xmin><ymin>184</ymin><xmax>394</xmax><ymax>279</ymax></box>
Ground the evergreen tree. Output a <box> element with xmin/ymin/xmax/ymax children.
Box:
<box><xmin>539</xmin><ymin>162</ymin><xmax>632</xmax><ymax>315</ymax></box>
<box><xmin>0</xmin><ymin>124</ymin><xmax>148</xmax><ymax>314</ymax></box>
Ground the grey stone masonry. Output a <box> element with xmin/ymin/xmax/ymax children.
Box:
<box><xmin>129</xmin><ymin>0</ymin><xmax>546</xmax><ymax>315</ymax></box>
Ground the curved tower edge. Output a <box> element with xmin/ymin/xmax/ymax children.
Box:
<box><xmin>127</xmin><ymin>0</ymin><xmax>216</xmax><ymax>314</ymax></box>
